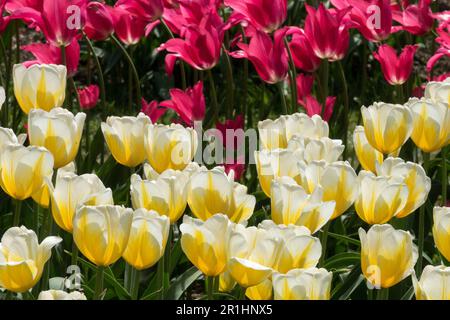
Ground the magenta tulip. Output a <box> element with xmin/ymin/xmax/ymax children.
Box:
<box><xmin>392</xmin><ymin>0</ymin><xmax>433</xmax><ymax>36</ymax></box>
<box><xmin>427</xmin><ymin>25</ymin><xmax>450</xmax><ymax>72</ymax></box>
<box><xmin>373</xmin><ymin>44</ymin><xmax>418</xmax><ymax>85</ymax></box>
<box><xmin>286</xmin><ymin>27</ymin><xmax>321</xmax><ymax>72</ymax></box>
<box><xmin>78</xmin><ymin>85</ymin><xmax>100</xmax><ymax>110</ymax></box>
<box><xmin>141</xmin><ymin>99</ymin><xmax>166</xmax><ymax>123</ymax></box>
<box><xmin>83</xmin><ymin>2</ymin><xmax>114</xmax><ymax>41</ymax></box>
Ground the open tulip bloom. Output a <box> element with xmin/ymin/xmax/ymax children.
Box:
<box><xmin>0</xmin><ymin>0</ymin><xmax>449</xmax><ymax>303</ymax></box>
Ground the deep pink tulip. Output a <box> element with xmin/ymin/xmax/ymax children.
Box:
<box><xmin>295</xmin><ymin>74</ymin><xmax>314</xmax><ymax>100</ymax></box>
<box><xmin>224</xmin><ymin>0</ymin><xmax>287</xmax><ymax>33</ymax></box>
<box><xmin>216</xmin><ymin>115</ymin><xmax>245</xmax><ymax>150</ymax></box>
<box><xmin>286</xmin><ymin>27</ymin><xmax>321</xmax><ymax>72</ymax></box>
<box><xmin>159</xmin><ymin>12</ymin><xmax>225</xmax><ymax>74</ymax></box>
<box><xmin>223</xmin><ymin>161</ymin><xmax>245</xmax><ymax>181</ymax></box>
<box><xmin>0</xmin><ymin>0</ymin><xmax>10</xmax><ymax>32</ymax></box>
<box><xmin>373</xmin><ymin>44</ymin><xmax>418</xmax><ymax>85</ymax></box>
<box><xmin>230</xmin><ymin>28</ymin><xmax>288</xmax><ymax>84</ymax></box>
<box><xmin>116</xmin><ymin>0</ymin><xmax>163</xmax><ymax>21</ymax></box>
<box><xmin>427</xmin><ymin>25</ymin><xmax>450</xmax><ymax>72</ymax></box>
<box><xmin>5</xmin><ymin>0</ymin><xmax>42</xmax><ymax>29</ymax></box>
<box><xmin>160</xmin><ymin>81</ymin><xmax>205</xmax><ymax>125</ymax></box>
<box><xmin>392</xmin><ymin>0</ymin><xmax>433</xmax><ymax>35</ymax></box>
<box><xmin>111</xmin><ymin>4</ymin><xmax>148</xmax><ymax>45</ymax></box>
<box><xmin>78</xmin><ymin>85</ymin><xmax>100</xmax><ymax>110</ymax></box>
<box><xmin>22</xmin><ymin>38</ymin><xmax>80</xmax><ymax>75</ymax></box>
<box><xmin>141</xmin><ymin>99</ymin><xmax>166</xmax><ymax>122</ymax></box>
<box><xmin>304</xmin><ymin>4</ymin><xmax>350</xmax><ymax>61</ymax></box>
<box><xmin>301</xmin><ymin>95</ymin><xmax>336</xmax><ymax>122</ymax></box>
<box><xmin>83</xmin><ymin>2</ymin><xmax>114</xmax><ymax>41</ymax></box>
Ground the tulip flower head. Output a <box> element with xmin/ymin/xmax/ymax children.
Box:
<box><xmin>353</xmin><ymin>125</ymin><xmax>384</xmax><ymax>173</ymax></box>
<box><xmin>361</xmin><ymin>102</ymin><xmax>413</xmax><ymax>154</ymax></box>
<box><xmin>272</xmin><ymin>268</ymin><xmax>332</xmax><ymax>300</ymax></box>
<box><xmin>432</xmin><ymin>206</ymin><xmax>450</xmax><ymax>262</ymax></box>
<box><xmin>0</xmin><ymin>143</ymin><xmax>53</xmax><ymax>200</ymax></box>
<box><xmin>83</xmin><ymin>2</ymin><xmax>114</xmax><ymax>41</ymax></box>
<box><xmin>0</xmin><ymin>226</ymin><xmax>61</xmax><ymax>292</ymax></box>
<box><xmin>102</xmin><ymin>113</ymin><xmax>151</xmax><ymax>168</ymax></box>
<box><xmin>245</xmin><ymin>279</ymin><xmax>273</xmax><ymax>300</ymax></box>
<box><xmin>0</xmin><ymin>127</ymin><xmax>27</xmax><ymax>150</ymax></box>
<box><xmin>122</xmin><ymin>209</ymin><xmax>170</xmax><ymax>270</ymax></box>
<box><xmin>180</xmin><ymin>214</ymin><xmax>233</xmax><ymax>276</ymax></box>
<box><xmin>287</xmin><ymin>28</ymin><xmax>321</xmax><ymax>73</ymax></box>
<box><xmin>413</xmin><ymin>265</ymin><xmax>450</xmax><ymax>300</ymax></box>
<box><xmin>359</xmin><ymin>224</ymin><xmax>417</xmax><ymax>289</ymax></box>
<box><xmin>28</xmin><ymin>108</ymin><xmax>86</xmax><ymax>168</ymax></box>
<box><xmin>373</xmin><ymin>44</ymin><xmax>418</xmax><ymax>85</ymax></box>
<box><xmin>13</xmin><ymin>63</ymin><xmax>67</xmax><ymax>114</ymax></box>
<box><xmin>392</xmin><ymin>0</ymin><xmax>433</xmax><ymax>36</ymax></box>
<box><xmin>38</xmin><ymin>290</ymin><xmax>87</xmax><ymax>300</ymax></box>
<box><xmin>78</xmin><ymin>85</ymin><xmax>100</xmax><ymax>110</ymax></box>
<box><xmin>73</xmin><ymin>205</ymin><xmax>133</xmax><ymax>266</ymax></box>
<box><xmin>141</xmin><ymin>99</ymin><xmax>166</xmax><ymax>123</ymax></box>
<box><xmin>111</xmin><ymin>3</ymin><xmax>148</xmax><ymax>45</ymax></box>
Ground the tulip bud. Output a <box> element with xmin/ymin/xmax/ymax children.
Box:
<box><xmin>359</xmin><ymin>224</ymin><xmax>417</xmax><ymax>289</ymax></box>
<box><xmin>361</xmin><ymin>102</ymin><xmax>413</xmax><ymax>154</ymax></box>
<box><xmin>406</xmin><ymin>97</ymin><xmax>450</xmax><ymax>152</ymax></box>
<box><xmin>0</xmin><ymin>144</ymin><xmax>53</xmax><ymax>200</ymax></box>
<box><xmin>432</xmin><ymin>206</ymin><xmax>450</xmax><ymax>262</ymax></box>
<box><xmin>48</xmin><ymin>170</ymin><xmax>113</xmax><ymax>233</ymax></box>
<box><xmin>180</xmin><ymin>214</ymin><xmax>233</xmax><ymax>276</ymax></box>
<box><xmin>270</xmin><ymin>177</ymin><xmax>334</xmax><ymax>233</ymax></box>
<box><xmin>273</xmin><ymin>268</ymin><xmax>332</xmax><ymax>300</ymax></box>
<box><xmin>73</xmin><ymin>205</ymin><xmax>133</xmax><ymax>266</ymax></box>
<box><xmin>13</xmin><ymin>64</ymin><xmax>66</xmax><ymax>114</ymax></box>
<box><xmin>227</xmin><ymin>225</ymin><xmax>282</xmax><ymax>288</ymax></box>
<box><xmin>187</xmin><ymin>167</ymin><xmax>255</xmax><ymax>223</ymax></box>
<box><xmin>353</xmin><ymin>126</ymin><xmax>384</xmax><ymax>173</ymax></box>
<box><xmin>376</xmin><ymin>157</ymin><xmax>431</xmax><ymax>218</ymax></box>
<box><xmin>355</xmin><ymin>171</ymin><xmax>409</xmax><ymax>224</ymax></box>
<box><xmin>101</xmin><ymin>113</ymin><xmax>151</xmax><ymax>168</ymax></box>
<box><xmin>38</xmin><ymin>290</ymin><xmax>87</xmax><ymax>300</ymax></box>
<box><xmin>78</xmin><ymin>85</ymin><xmax>100</xmax><ymax>110</ymax></box>
<box><xmin>289</xmin><ymin>136</ymin><xmax>344</xmax><ymax>164</ymax></box>
<box><xmin>144</xmin><ymin>123</ymin><xmax>198</xmax><ymax>174</ymax></box>
<box><xmin>412</xmin><ymin>265</ymin><xmax>450</xmax><ymax>300</ymax></box>
<box><xmin>28</xmin><ymin>108</ymin><xmax>86</xmax><ymax>169</ymax></box>
<box><xmin>0</xmin><ymin>226</ymin><xmax>61</xmax><ymax>292</ymax></box>
<box><xmin>83</xmin><ymin>2</ymin><xmax>114</xmax><ymax>41</ymax></box>
<box><xmin>122</xmin><ymin>209</ymin><xmax>170</xmax><ymax>270</ymax></box>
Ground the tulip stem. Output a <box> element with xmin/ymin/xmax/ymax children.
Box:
<box><xmin>156</xmin><ymin>254</ymin><xmax>165</xmax><ymax>299</ymax></box>
<box><xmin>71</xmin><ymin>239</ymin><xmax>78</xmax><ymax>266</ymax></box>
<box><xmin>222</xmin><ymin>44</ymin><xmax>234</xmax><ymax>119</ymax></box>
<box><xmin>337</xmin><ymin>61</ymin><xmax>349</xmax><ymax>160</ymax></box>
<box><xmin>416</xmin><ymin>151</ymin><xmax>430</xmax><ymax>276</ymax></box>
<box><xmin>277</xmin><ymin>82</ymin><xmax>288</xmax><ymax>115</ymax></box>
<box><xmin>319</xmin><ymin>59</ymin><xmax>329</xmax><ymax>107</ymax></box>
<box><xmin>207</xmin><ymin>69</ymin><xmax>219</xmax><ymax>125</ymax></box>
<box><xmin>206</xmin><ymin>276</ymin><xmax>214</xmax><ymax>300</ymax></box>
<box><xmin>13</xmin><ymin>199</ymin><xmax>21</xmax><ymax>226</ymax></box>
<box><xmin>84</xmin><ymin>35</ymin><xmax>107</xmax><ymax>112</ymax></box>
<box><xmin>395</xmin><ymin>85</ymin><xmax>404</xmax><ymax>104</ymax></box>
<box><xmin>130</xmin><ymin>267</ymin><xmax>140</xmax><ymax>300</ymax></box>
<box><xmin>111</xmin><ymin>35</ymin><xmax>141</xmax><ymax>109</ymax></box>
<box><xmin>376</xmin><ymin>288</ymin><xmax>388</xmax><ymax>300</ymax></box>
<box><xmin>33</xmin><ymin>203</ymin><xmax>40</xmax><ymax>239</ymax></box>
<box><xmin>319</xmin><ymin>221</ymin><xmax>330</xmax><ymax>267</ymax></box>
<box><xmin>442</xmin><ymin>146</ymin><xmax>447</xmax><ymax>206</ymax></box>
<box><xmin>94</xmin><ymin>266</ymin><xmax>105</xmax><ymax>300</ymax></box>
<box><xmin>284</xmin><ymin>37</ymin><xmax>298</xmax><ymax>114</ymax></box>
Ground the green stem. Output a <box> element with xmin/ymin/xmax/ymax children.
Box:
<box><xmin>320</xmin><ymin>59</ymin><xmax>329</xmax><ymax>107</ymax></box>
<box><xmin>222</xmin><ymin>44</ymin><xmax>234</xmax><ymax>119</ymax></box>
<box><xmin>396</xmin><ymin>84</ymin><xmax>405</xmax><ymax>104</ymax></box>
<box><xmin>71</xmin><ymin>239</ymin><xmax>78</xmax><ymax>266</ymax></box>
<box><xmin>124</xmin><ymin>263</ymin><xmax>132</xmax><ymax>292</ymax></box>
<box><xmin>206</xmin><ymin>276</ymin><xmax>214</xmax><ymax>300</ymax></box>
<box><xmin>442</xmin><ymin>146</ymin><xmax>447</xmax><ymax>206</ymax></box>
<box><xmin>284</xmin><ymin>37</ymin><xmax>297</xmax><ymax>114</ymax></box>
<box><xmin>130</xmin><ymin>267</ymin><xmax>140</xmax><ymax>300</ymax></box>
<box><xmin>156</xmin><ymin>253</ymin><xmax>165</xmax><ymax>299</ymax></box>
<box><xmin>277</xmin><ymin>82</ymin><xmax>288</xmax><ymax>115</ymax></box>
<box><xmin>337</xmin><ymin>61</ymin><xmax>349</xmax><ymax>160</ymax></box>
<box><xmin>94</xmin><ymin>266</ymin><xmax>105</xmax><ymax>300</ymax></box>
<box><xmin>376</xmin><ymin>288</ymin><xmax>389</xmax><ymax>300</ymax></box>
<box><xmin>207</xmin><ymin>69</ymin><xmax>219</xmax><ymax>125</ymax></box>
<box><xmin>84</xmin><ymin>35</ymin><xmax>107</xmax><ymax>112</ymax></box>
<box><xmin>13</xmin><ymin>199</ymin><xmax>22</xmax><ymax>226</ymax></box>
<box><xmin>110</xmin><ymin>35</ymin><xmax>141</xmax><ymax>109</ymax></box>
<box><xmin>416</xmin><ymin>151</ymin><xmax>430</xmax><ymax>276</ymax></box>
<box><xmin>33</xmin><ymin>203</ymin><xmax>40</xmax><ymax>239</ymax></box>
<box><xmin>319</xmin><ymin>221</ymin><xmax>330</xmax><ymax>267</ymax></box>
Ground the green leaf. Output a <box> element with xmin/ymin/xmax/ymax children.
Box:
<box><xmin>324</xmin><ymin>252</ymin><xmax>360</xmax><ymax>270</ymax></box>
<box><xmin>165</xmin><ymin>266</ymin><xmax>202</xmax><ymax>300</ymax></box>
<box><xmin>326</xmin><ymin>231</ymin><xmax>361</xmax><ymax>246</ymax></box>
<box><xmin>331</xmin><ymin>263</ymin><xmax>363</xmax><ymax>300</ymax></box>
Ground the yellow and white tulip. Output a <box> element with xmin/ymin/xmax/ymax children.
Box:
<box><xmin>353</xmin><ymin>125</ymin><xmax>383</xmax><ymax>173</ymax></box>
<box><xmin>432</xmin><ymin>206</ymin><xmax>450</xmax><ymax>262</ymax></box>
<box><xmin>412</xmin><ymin>265</ymin><xmax>450</xmax><ymax>300</ymax></box>
<box><xmin>38</xmin><ymin>290</ymin><xmax>87</xmax><ymax>300</ymax></box>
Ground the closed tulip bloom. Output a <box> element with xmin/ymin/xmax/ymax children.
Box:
<box><xmin>0</xmin><ymin>144</ymin><xmax>53</xmax><ymax>200</ymax></box>
<box><xmin>180</xmin><ymin>214</ymin><xmax>232</xmax><ymax>276</ymax></box>
<box><xmin>77</xmin><ymin>85</ymin><xmax>100</xmax><ymax>110</ymax></box>
<box><xmin>246</xmin><ymin>279</ymin><xmax>273</xmax><ymax>300</ymax></box>
<box><xmin>122</xmin><ymin>209</ymin><xmax>170</xmax><ymax>270</ymax></box>
<box><xmin>273</xmin><ymin>268</ymin><xmax>332</xmax><ymax>300</ymax></box>
<box><xmin>288</xmin><ymin>136</ymin><xmax>344</xmax><ymax>164</ymax></box>
<box><xmin>353</xmin><ymin>125</ymin><xmax>383</xmax><ymax>173</ymax></box>
<box><xmin>361</xmin><ymin>102</ymin><xmax>413</xmax><ymax>154</ymax></box>
<box><xmin>102</xmin><ymin>113</ymin><xmax>151</xmax><ymax>168</ymax></box>
<box><xmin>28</xmin><ymin>108</ymin><xmax>86</xmax><ymax>168</ymax></box>
<box><xmin>83</xmin><ymin>2</ymin><xmax>114</xmax><ymax>41</ymax></box>
<box><xmin>130</xmin><ymin>164</ymin><xmax>195</xmax><ymax>223</ymax></box>
<box><xmin>0</xmin><ymin>127</ymin><xmax>27</xmax><ymax>149</ymax></box>
<box><xmin>424</xmin><ymin>78</ymin><xmax>450</xmax><ymax>106</ymax></box>
<box><xmin>432</xmin><ymin>206</ymin><xmax>450</xmax><ymax>262</ymax></box>
<box><xmin>187</xmin><ymin>167</ymin><xmax>255</xmax><ymax>223</ymax></box>
<box><xmin>73</xmin><ymin>205</ymin><xmax>133</xmax><ymax>266</ymax></box>
<box><xmin>406</xmin><ymin>98</ymin><xmax>450</xmax><ymax>152</ymax></box>
<box><xmin>412</xmin><ymin>265</ymin><xmax>450</xmax><ymax>300</ymax></box>
<box><xmin>355</xmin><ymin>171</ymin><xmax>409</xmax><ymax>224</ymax></box>
<box><xmin>145</xmin><ymin>123</ymin><xmax>198</xmax><ymax>174</ymax></box>
<box><xmin>359</xmin><ymin>224</ymin><xmax>418</xmax><ymax>289</ymax></box>
<box><xmin>48</xmin><ymin>170</ymin><xmax>113</xmax><ymax>233</ymax></box>
<box><xmin>0</xmin><ymin>226</ymin><xmax>62</xmax><ymax>292</ymax></box>
<box><xmin>13</xmin><ymin>64</ymin><xmax>66</xmax><ymax>114</ymax></box>
<box><xmin>373</xmin><ymin>44</ymin><xmax>418</xmax><ymax>85</ymax></box>
<box><xmin>219</xmin><ymin>270</ymin><xmax>236</xmax><ymax>293</ymax></box>
<box><xmin>38</xmin><ymin>290</ymin><xmax>87</xmax><ymax>300</ymax></box>
<box><xmin>227</xmin><ymin>225</ymin><xmax>282</xmax><ymax>287</ymax></box>
<box><xmin>258</xmin><ymin>113</ymin><xmax>329</xmax><ymax>150</ymax></box>
<box><xmin>259</xmin><ymin>220</ymin><xmax>322</xmax><ymax>272</ymax></box>
<box><xmin>376</xmin><ymin>157</ymin><xmax>431</xmax><ymax>218</ymax></box>
<box><xmin>255</xmin><ymin>149</ymin><xmax>303</xmax><ymax>197</ymax></box>
<box><xmin>270</xmin><ymin>177</ymin><xmax>335</xmax><ymax>233</ymax></box>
